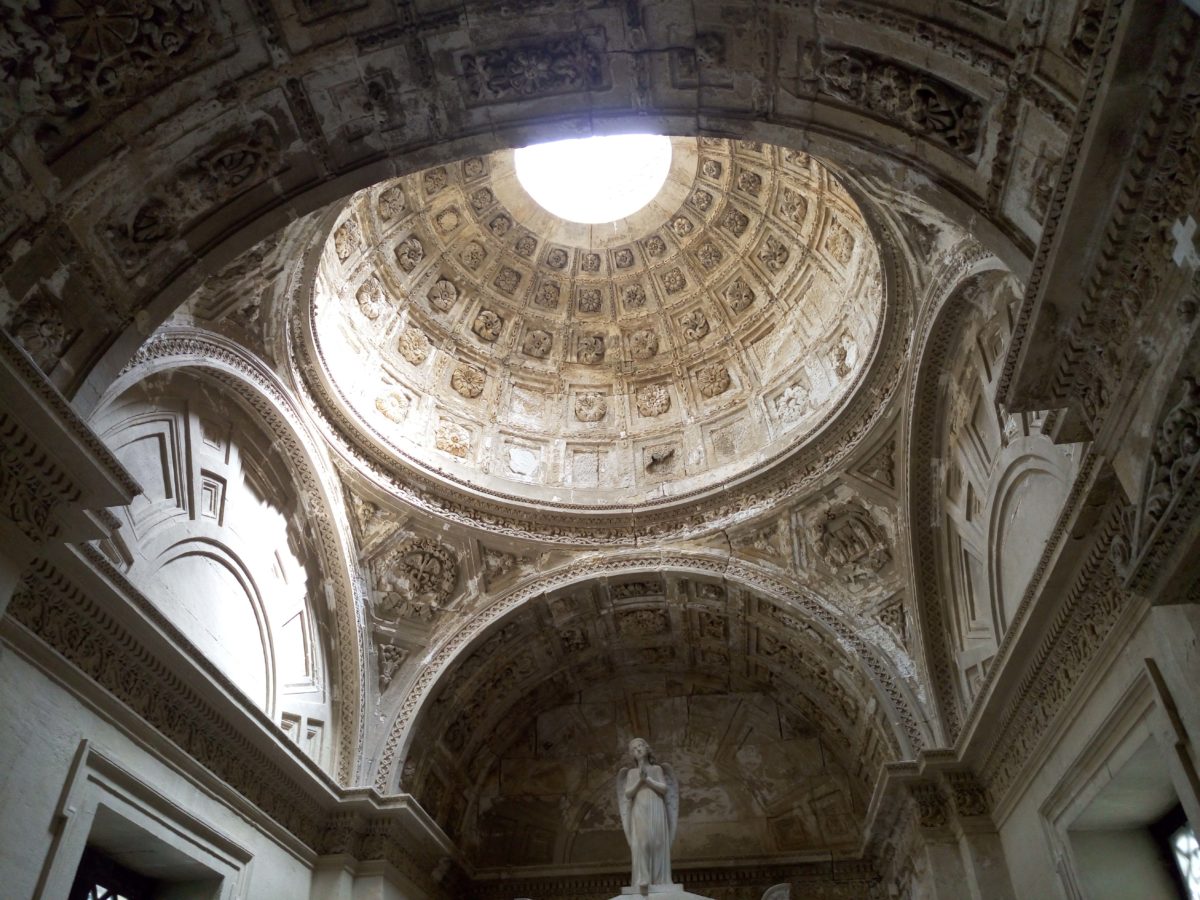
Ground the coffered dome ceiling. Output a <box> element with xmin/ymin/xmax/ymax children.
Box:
<box><xmin>307</xmin><ymin>137</ymin><xmax>882</xmax><ymax>508</ymax></box>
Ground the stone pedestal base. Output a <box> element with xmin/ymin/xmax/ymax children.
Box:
<box><xmin>611</xmin><ymin>886</ymin><xmax>713</xmax><ymax>899</ymax></box>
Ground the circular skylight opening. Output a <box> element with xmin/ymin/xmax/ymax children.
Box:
<box><xmin>514</xmin><ymin>134</ymin><xmax>673</xmax><ymax>224</ymax></box>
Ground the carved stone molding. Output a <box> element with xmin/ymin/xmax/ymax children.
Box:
<box><xmin>372</xmin><ymin>552</ymin><xmax>928</xmax><ymax>794</ymax></box>
<box><xmin>943</xmin><ymin>771</ymin><xmax>990</xmax><ymax>819</ymax></box>
<box><xmin>7</xmin><ymin>560</ymin><xmax>326</xmax><ymax>845</ymax></box>
<box><xmin>1111</xmin><ymin>372</ymin><xmax>1200</xmax><ymax>592</ymax></box>
<box><xmin>910</xmin><ymin>781</ymin><xmax>950</xmax><ymax>829</ymax></box>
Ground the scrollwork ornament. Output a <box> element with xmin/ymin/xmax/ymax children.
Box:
<box><xmin>681</xmin><ymin>309</ymin><xmax>710</xmax><ymax>342</ymax></box>
<box><xmin>377</xmin><ymin>537</ymin><xmax>459</xmax><ymax>619</ymax></box>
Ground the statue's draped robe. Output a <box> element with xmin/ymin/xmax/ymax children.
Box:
<box><xmin>626</xmin><ymin>765</ymin><xmax>671</xmax><ymax>887</ymax></box>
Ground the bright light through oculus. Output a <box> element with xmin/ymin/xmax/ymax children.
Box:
<box><xmin>514</xmin><ymin>134</ymin><xmax>672</xmax><ymax>224</ymax></box>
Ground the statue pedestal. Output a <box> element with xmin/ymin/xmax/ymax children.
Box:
<box><xmin>611</xmin><ymin>886</ymin><xmax>714</xmax><ymax>899</ymax></box>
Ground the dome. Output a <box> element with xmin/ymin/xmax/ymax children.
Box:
<box><xmin>306</xmin><ymin>137</ymin><xmax>882</xmax><ymax>509</ymax></box>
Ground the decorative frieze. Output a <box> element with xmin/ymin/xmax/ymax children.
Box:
<box><xmin>459</xmin><ymin>29</ymin><xmax>610</xmax><ymax>105</ymax></box>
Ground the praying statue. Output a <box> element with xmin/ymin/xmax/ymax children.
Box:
<box><xmin>617</xmin><ymin>737</ymin><xmax>680</xmax><ymax>891</ymax></box>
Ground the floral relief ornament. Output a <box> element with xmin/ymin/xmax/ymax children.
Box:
<box><xmin>427</xmin><ymin>278</ymin><xmax>458</xmax><ymax>312</ymax></box>
<box><xmin>397</xmin><ymin>326</ymin><xmax>431</xmax><ymax>364</ymax></box>
<box><xmin>697</xmin><ymin>364</ymin><xmax>732</xmax><ymax>398</ymax></box>
<box><xmin>758</xmin><ymin>235</ymin><xmax>790</xmax><ymax>272</ymax></box>
<box><xmin>578</xmin><ymin>334</ymin><xmax>606</xmax><ymax>365</ymax></box>
<box><xmin>451</xmin><ymin>364</ymin><xmax>486</xmax><ymax>398</ymax></box>
<box><xmin>726</xmin><ymin>278</ymin><xmax>756</xmax><ymax>313</ymax></box>
<box><xmin>376</xmin><ymin>537</ymin><xmax>459</xmax><ymax>622</ymax></box>
<box><xmin>356</xmin><ymin>278</ymin><xmax>387</xmax><ymax>319</ymax></box>
<box><xmin>395</xmin><ymin>236</ymin><xmax>425</xmax><ymax>272</ymax></box>
<box><xmin>522</xmin><ymin>329</ymin><xmax>552</xmax><ymax>358</ymax></box>
<box><xmin>376</xmin><ymin>391</ymin><xmax>411</xmax><ymax>423</ymax></box>
<box><xmin>663</xmin><ymin>268</ymin><xmax>687</xmax><ymax>294</ymax></box>
<box><xmin>637</xmin><ymin>384</ymin><xmax>671</xmax><ymax>417</ymax></box>
<box><xmin>624</xmin><ymin>284</ymin><xmax>647</xmax><ymax>309</ymax></box>
<box><xmin>435</xmin><ymin>422</ymin><xmax>470</xmax><ymax>457</ymax></box>
<box><xmin>575</xmin><ymin>392</ymin><xmax>608</xmax><ymax>422</ymax></box>
<box><xmin>333</xmin><ymin>219</ymin><xmax>360</xmax><ymax>261</ymax></box>
<box><xmin>378</xmin><ymin>186</ymin><xmax>406</xmax><ymax>220</ymax></box>
<box><xmin>629</xmin><ymin>328</ymin><xmax>659</xmax><ymax>360</ymax></box>
<box><xmin>472</xmin><ymin>309</ymin><xmax>504</xmax><ymax>342</ymax></box>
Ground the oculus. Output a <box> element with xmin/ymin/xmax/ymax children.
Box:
<box><xmin>514</xmin><ymin>134</ymin><xmax>672</xmax><ymax>224</ymax></box>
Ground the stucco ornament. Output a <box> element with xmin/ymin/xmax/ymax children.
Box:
<box><xmin>376</xmin><ymin>537</ymin><xmax>458</xmax><ymax>622</ymax></box>
<box><xmin>618</xmin><ymin>738</ymin><xmax>679</xmax><ymax>892</ymax></box>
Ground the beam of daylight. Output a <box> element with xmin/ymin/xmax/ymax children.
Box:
<box><xmin>514</xmin><ymin>134</ymin><xmax>673</xmax><ymax>225</ymax></box>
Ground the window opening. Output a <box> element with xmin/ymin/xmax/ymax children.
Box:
<box><xmin>68</xmin><ymin>847</ymin><xmax>155</xmax><ymax>900</ymax></box>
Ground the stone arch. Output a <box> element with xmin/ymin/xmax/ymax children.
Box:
<box><xmin>93</xmin><ymin>330</ymin><xmax>368</xmax><ymax>783</ymax></box>
<box><xmin>373</xmin><ymin>552</ymin><xmax>930</xmax><ymax>800</ymax></box>
<box><xmin>4</xmin><ymin>0</ymin><xmax>1069</xmax><ymax>409</ymax></box>
<box><xmin>904</xmin><ymin>260</ymin><xmax>1010</xmax><ymax>742</ymax></box>
<box><xmin>150</xmin><ymin>537</ymin><xmax>277</xmax><ymax>713</ymax></box>
<box><xmin>987</xmin><ymin>446</ymin><xmax>1074</xmax><ymax>634</ymax></box>
<box><xmin>70</xmin><ymin>112</ymin><xmax>1027</xmax><ymax>412</ymax></box>
<box><xmin>905</xmin><ymin>260</ymin><xmax>1084</xmax><ymax>739</ymax></box>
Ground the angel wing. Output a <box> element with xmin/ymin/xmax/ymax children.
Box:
<box><xmin>662</xmin><ymin>763</ymin><xmax>679</xmax><ymax>845</ymax></box>
<box><xmin>617</xmin><ymin>767</ymin><xmax>632</xmax><ymax>844</ymax></box>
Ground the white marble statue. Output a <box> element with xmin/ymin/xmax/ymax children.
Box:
<box><xmin>617</xmin><ymin>737</ymin><xmax>680</xmax><ymax>891</ymax></box>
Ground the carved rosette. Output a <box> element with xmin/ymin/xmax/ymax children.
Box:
<box><xmin>521</xmin><ymin>329</ymin><xmax>552</xmax><ymax>358</ymax></box>
<box><xmin>435</xmin><ymin>422</ymin><xmax>470</xmax><ymax>457</ymax></box>
<box><xmin>637</xmin><ymin>384</ymin><xmax>671</xmax><ymax>417</ymax></box>
<box><xmin>472</xmin><ymin>309</ymin><xmax>503</xmax><ymax>342</ymax></box>
<box><xmin>697</xmin><ymin>364</ymin><xmax>732</xmax><ymax>399</ymax></box>
<box><xmin>577</xmin><ymin>334</ymin><xmax>605</xmax><ymax>365</ymax></box>
<box><xmin>375</xmin><ymin>391</ymin><xmax>410</xmax><ymax>423</ymax></box>
<box><xmin>629</xmin><ymin>328</ymin><xmax>659</xmax><ymax>360</ymax></box>
<box><xmin>355</xmin><ymin>278</ymin><xmax>387</xmax><ymax>320</ymax></box>
<box><xmin>394</xmin><ymin>236</ymin><xmax>424</xmax><ymax>272</ymax></box>
<box><xmin>575</xmin><ymin>392</ymin><xmax>607</xmax><ymax>422</ymax></box>
<box><xmin>397</xmin><ymin>327</ymin><xmax>431</xmax><ymax>364</ymax></box>
<box><xmin>426</xmin><ymin>279</ymin><xmax>458</xmax><ymax>313</ymax></box>
<box><xmin>450</xmin><ymin>364</ymin><xmax>485</xmax><ymax>399</ymax></box>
